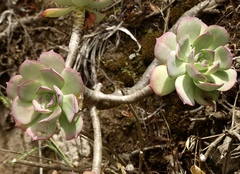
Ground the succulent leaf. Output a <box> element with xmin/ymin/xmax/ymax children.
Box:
<box><xmin>192</xmin><ymin>32</ymin><xmax>214</xmax><ymax>53</ymax></box>
<box><xmin>186</xmin><ymin>63</ymin><xmax>207</xmax><ymax>82</ymax></box>
<box><xmin>61</xmin><ymin>67</ymin><xmax>83</xmax><ymax>95</ymax></box>
<box><xmin>154</xmin><ymin>32</ymin><xmax>177</xmax><ymax>63</ymax></box>
<box><xmin>194</xmin><ymin>87</ymin><xmax>219</xmax><ymax>106</ymax></box>
<box><xmin>62</xmin><ymin>94</ymin><xmax>79</xmax><ymax>123</ymax></box>
<box><xmin>11</xmin><ymin>97</ymin><xmax>38</xmax><ymax>125</ymax></box>
<box><xmin>40</xmin><ymin>68</ymin><xmax>65</xmax><ymax>89</ymax></box>
<box><xmin>59</xmin><ymin>113</ymin><xmax>83</xmax><ymax>140</ymax></box>
<box><xmin>18</xmin><ymin>80</ymin><xmax>42</xmax><ymax>102</ymax></box>
<box><xmin>71</xmin><ymin>0</ymin><xmax>93</xmax><ymax>7</ymax></box>
<box><xmin>175</xmin><ymin>74</ymin><xmax>195</xmax><ymax>106</ymax></box>
<box><xmin>214</xmin><ymin>46</ymin><xmax>232</xmax><ymax>70</ymax></box>
<box><xmin>205</xmin><ymin>25</ymin><xmax>229</xmax><ymax>50</ymax></box>
<box><xmin>176</xmin><ymin>34</ymin><xmax>190</xmax><ymax>61</ymax></box>
<box><xmin>6</xmin><ymin>75</ymin><xmax>24</xmax><ymax>100</ymax></box>
<box><xmin>150</xmin><ymin>65</ymin><xmax>176</xmax><ymax>96</ymax></box>
<box><xmin>19</xmin><ymin>59</ymin><xmax>46</xmax><ymax>82</ymax></box>
<box><xmin>40</xmin><ymin>7</ymin><xmax>75</xmax><ymax>18</ymax></box>
<box><xmin>52</xmin><ymin>0</ymin><xmax>74</xmax><ymax>6</ymax></box>
<box><xmin>87</xmin><ymin>0</ymin><xmax>114</xmax><ymax>9</ymax></box>
<box><xmin>39</xmin><ymin>50</ymin><xmax>65</xmax><ymax>74</ymax></box>
<box><xmin>167</xmin><ymin>51</ymin><xmax>187</xmax><ymax>78</ymax></box>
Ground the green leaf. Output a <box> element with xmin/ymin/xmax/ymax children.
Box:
<box><xmin>38</xmin><ymin>50</ymin><xmax>65</xmax><ymax>74</ymax></box>
<box><xmin>194</xmin><ymin>87</ymin><xmax>219</xmax><ymax>106</ymax></box>
<box><xmin>52</xmin><ymin>0</ymin><xmax>74</xmax><ymax>6</ymax></box>
<box><xmin>40</xmin><ymin>68</ymin><xmax>65</xmax><ymax>89</ymax></box>
<box><xmin>6</xmin><ymin>75</ymin><xmax>24</xmax><ymax>100</ymax></box>
<box><xmin>41</xmin><ymin>7</ymin><xmax>75</xmax><ymax>18</ymax></box>
<box><xmin>192</xmin><ymin>32</ymin><xmax>214</xmax><ymax>53</ymax></box>
<box><xmin>175</xmin><ymin>74</ymin><xmax>195</xmax><ymax>106</ymax></box>
<box><xmin>59</xmin><ymin>113</ymin><xmax>83</xmax><ymax>140</ymax></box>
<box><xmin>61</xmin><ymin>67</ymin><xmax>83</xmax><ymax>95</ymax></box>
<box><xmin>150</xmin><ymin>65</ymin><xmax>176</xmax><ymax>96</ymax></box>
<box><xmin>176</xmin><ymin>34</ymin><xmax>190</xmax><ymax>62</ymax></box>
<box><xmin>87</xmin><ymin>0</ymin><xmax>114</xmax><ymax>9</ymax></box>
<box><xmin>11</xmin><ymin>97</ymin><xmax>38</xmax><ymax>125</ymax></box>
<box><xmin>214</xmin><ymin>46</ymin><xmax>232</xmax><ymax>70</ymax></box>
<box><xmin>71</xmin><ymin>0</ymin><xmax>93</xmax><ymax>7</ymax></box>
<box><xmin>166</xmin><ymin>51</ymin><xmax>187</xmax><ymax>78</ymax></box>
<box><xmin>186</xmin><ymin>63</ymin><xmax>207</xmax><ymax>82</ymax></box>
<box><xmin>62</xmin><ymin>94</ymin><xmax>79</xmax><ymax>123</ymax></box>
<box><xmin>18</xmin><ymin>80</ymin><xmax>42</xmax><ymax>102</ymax></box>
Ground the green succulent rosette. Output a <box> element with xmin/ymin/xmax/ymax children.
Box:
<box><xmin>150</xmin><ymin>17</ymin><xmax>237</xmax><ymax>106</ymax></box>
<box><xmin>7</xmin><ymin>50</ymin><xmax>84</xmax><ymax>140</ymax></box>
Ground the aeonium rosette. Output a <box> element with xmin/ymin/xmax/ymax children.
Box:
<box><xmin>150</xmin><ymin>17</ymin><xmax>237</xmax><ymax>106</ymax></box>
<box><xmin>6</xmin><ymin>50</ymin><xmax>84</xmax><ymax>140</ymax></box>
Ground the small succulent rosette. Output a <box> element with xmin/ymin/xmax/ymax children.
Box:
<box><xmin>41</xmin><ymin>0</ymin><xmax>114</xmax><ymax>22</ymax></box>
<box><xmin>7</xmin><ymin>50</ymin><xmax>84</xmax><ymax>140</ymax></box>
<box><xmin>150</xmin><ymin>17</ymin><xmax>237</xmax><ymax>106</ymax></box>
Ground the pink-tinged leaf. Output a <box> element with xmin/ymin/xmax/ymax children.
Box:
<box><xmin>154</xmin><ymin>32</ymin><xmax>177</xmax><ymax>64</ymax></box>
<box><xmin>150</xmin><ymin>65</ymin><xmax>176</xmax><ymax>96</ymax></box>
<box><xmin>175</xmin><ymin>74</ymin><xmax>195</xmax><ymax>106</ymax></box>
<box><xmin>6</xmin><ymin>75</ymin><xmax>24</xmax><ymax>100</ymax></box>
<box><xmin>36</xmin><ymin>86</ymin><xmax>53</xmax><ymax>95</ymax></box>
<box><xmin>18</xmin><ymin>80</ymin><xmax>42</xmax><ymax>102</ymax></box>
<box><xmin>39</xmin><ymin>105</ymin><xmax>61</xmax><ymax>123</ymax></box>
<box><xmin>11</xmin><ymin>97</ymin><xmax>38</xmax><ymax>125</ymax></box>
<box><xmin>166</xmin><ymin>51</ymin><xmax>186</xmax><ymax>78</ymax></box>
<box><xmin>186</xmin><ymin>63</ymin><xmax>207</xmax><ymax>82</ymax></box>
<box><xmin>40</xmin><ymin>68</ymin><xmax>64</xmax><ymax>89</ymax></box>
<box><xmin>188</xmin><ymin>48</ymin><xmax>195</xmax><ymax>64</ymax></box>
<box><xmin>176</xmin><ymin>17</ymin><xmax>202</xmax><ymax>44</ymax></box>
<box><xmin>71</xmin><ymin>0</ymin><xmax>92</xmax><ymax>7</ymax></box>
<box><xmin>214</xmin><ymin>46</ymin><xmax>233</xmax><ymax>70</ymax></box>
<box><xmin>176</xmin><ymin>34</ymin><xmax>190</xmax><ymax>62</ymax></box>
<box><xmin>200</xmin><ymin>49</ymin><xmax>215</xmax><ymax>64</ymax></box>
<box><xmin>38</xmin><ymin>50</ymin><xmax>65</xmax><ymax>74</ymax></box>
<box><xmin>61</xmin><ymin>67</ymin><xmax>83</xmax><ymax>95</ymax></box>
<box><xmin>87</xmin><ymin>0</ymin><xmax>114</xmax><ymax>9</ymax></box>
<box><xmin>204</xmin><ymin>60</ymin><xmax>220</xmax><ymax>75</ymax></box>
<box><xmin>194</xmin><ymin>87</ymin><xmax>219</xmax><ymax>106</ymax></box>
<box><xmin>193</xmin><ymin>80</ymin><xmax>223</xmax><ymax>91</ymax></box>
<box><xmin>26</xmin><ymin>121</ymin><xmax>57</xmax><ymax>140</ymax></box>
<box><xmin>205</xmin><ymin>25</ymin><xmax>229</xmax><ymax>50</ymax></box>
<box><xmin>207</xmin><ymin>69</ymin><xmax>237</xmax><ymax>91</ymax></box>
<box><xmin>52</xmin><ymin>0</ymin><xmax>74</xmax><ymax>6</ymax></box>
<box><xmin>192</xmin><ymin>32</ymin><xmax>214</xmax><ymax>53</ymax></box>
<box><xmin>19</xmin><ymin>59</ymin><xmax>46</xmax><ymax>82</ymax></box>
<box><xmin>53</xmin><ymin>85</ymin><xmax>63</xmax><ymax>105</ymax></box>
<box><xmin>40</xmin><ymin>7</ymin><xmax>75</xmax><ymax>18</ymax></box>
<box><xmin>59</xmin><ymin>113</ymin><xmax>83</xmax><ymax>140</ymax></box>
<box><xmin>62</xmin><ymin>94</ymin><xmax>79</xmax><ymax>123</ymax></box>
<box><xmin>32</xmin><ymin>99</ymin><xmax>52</xmax><ymax>113</ymax></box>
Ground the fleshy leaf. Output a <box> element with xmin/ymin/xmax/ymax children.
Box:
<box><xmin>62</xmin><ymin>94</ymin><xmax>79</xmax><ymax>123</ymax></box>
<box><xmin>192</xmin><ymin>32</ymin><xmax>214</xmax><ymax>53</ymax></box>
<box><xmin>32</xmin><ymin>99</ymin><xmax>52</xmax><ymax>113</ymax></box>
<box><xmin>154</xmin><ymin>32</ymin><xmax>177</xmax><ymax>63</ymax></box>
<box><xmin>39</xmin><ymin>105</ymin><xmax>62</xmax><ymax>123</ymax></box>
<box><xmin>26</xmin><ymin>121</ymin><xmax>57</xmax><ymax>140</ymax></box>
<box><xmin>61</xmin><ymin>67</ymin><xmax>83</xmax><ymax>95</ymax></box>
<box><xmin>6</xmin><ymin>75</ymin><xmax>24</xmax><ymax>100</ymax></box>
<box><xmin>194</xmin><ymin>87</ymin><xmax>219</xmax><ymax>106</ymax></box>
<box><xmin>205</xmin><ymin>25</ymin><xmax>229</xmax><ymax>50</ymax></box>
<box><xmin>38</xmin><ymin>50</ymin><xmax>65</xmax><ymax>74</ymax></box>
<box><xmin>53</xmin><ymin>85</ymin><xmax>63</xmax><ymax>105</ymax></box>
<box><xmin>214</xmin><ymin>46</ymin><xmax>232</xmax><ymax>70</ymax></box>
<box><xmin>150</xmin><ymin>65</ymin><xmax>176</xmax><ymax>96</ymax></box>
<box><xmin>18</xmin><ymin>80</ymin><xmax>42</xmax><ymax>102</ymax></box>
<box><xmin>175</xmin><ymin>74</ymin><xmax>195</xmax><ymax>106</ymax></box>
<box><xmin>59</xmin><ymin>113</ymin><xmax>83</xmax><ymax>140</ymax></box>
<box><xmin>200</xmin><ymin>49</ymin><xmax>215</xmax><ymax>64</ymax></box>
<box><xmin>40</xmin><ymin>7</ymin><xmax>75</xmax><ymax>18</ymax></box>
<box><xmin>176</xmin><ymin>17</ymin><xmax>202</xmax><ymax>44</ymax></box>
<box><xmin>204</xmin><ymin>60</ymin><xmax>220</xmax><ymax>75</ymax></box>
<box><xmin>166</xmin><ymin>51</ymin><xmax>186</xmax><ymax>78</ymax></box>
<box><xmin>207</xmin><ymin>69</ymin><xmax>237</xmax><ymax>91</ymax></box>
<box><xmin>36</xmin><ymin>86</ymin><xmax>53</xmax><ymax>95</ymax></box>
<box><xmin>193</xmin><ymin>80</ymin><xmax>223</xmax><ymax>91</ymax></box>
<box><xmin>186</xmin><ymin>63</ymin><xmax>207</xmax><ymax>81</ymax></box>
<box><xmin>19</xmin><ymin>59</ymin><xmax>46</xmax><ymax>82</ymax></box>
<box><xmin>176</xmin><ymin>34</ymin><xmax>190</xmax><ymax>62</ymax></box>
<box><xmin>52</xmin><ymin>0</ymin><xmax>74</xmax><ymax>6</ymax></box>
<box><xmin>87</xmin><ymin>0</ymin><xmax>114</xmax><ymax>9</ymax></box>
<box><xmin>40</xmin><ymin>68</ymin><xmax>64</xmax><ymax>89</ymax></box>
<box><xmin>71</xmin><ymin>0</ymin><xmax>93</xmax><ymax>7</ymax></box>
<box><xmin>11</xmin><ymin>97</ymin><xmax>38</xmax><ymax>125</ymax></box>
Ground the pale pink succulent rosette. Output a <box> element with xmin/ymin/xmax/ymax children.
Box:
<box><xmin>7</xmin><ymin>50</ymin><xmax>84</xmax><ymax>140</ymax></box>
<box><xmin>150</xmin><ymin>17</ymin><xmax>237</xmax><ymax>106</ymax></box>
